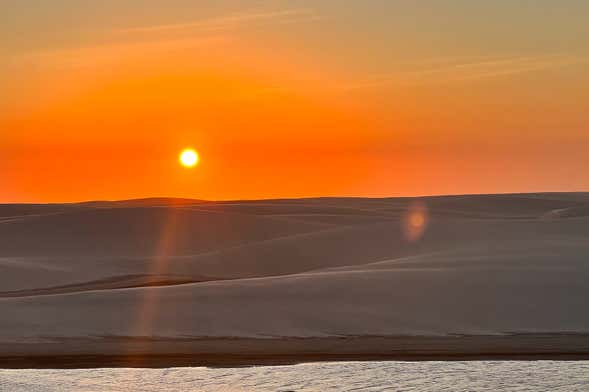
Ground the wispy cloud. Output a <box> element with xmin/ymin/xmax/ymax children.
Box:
<box><xmin>345</xmin><ymin>54</ymin><xmax>587</xmax><ymax>90</ymax></box>
<box><xmin>18</xmin><ymin>36</ymin><xmax>228</xmax><ymax>69</ymax></box>
<box><xmin>440</xmin><ymin>54</ymin><xmax>582</xmax><ymax>80</ymax></box>
<box><xmin>17</xmin><ymin>7</ymin><xmax>321</xmax><ymax>70</ymax></box>
<box><xmin>116</xmin><ymin>8</ymin><xmax>320</xmax><ymax>34</ymax></box>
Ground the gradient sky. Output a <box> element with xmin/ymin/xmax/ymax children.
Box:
<box><xmin>2</xmin><ymin>0</ymin><xmax>588</xmax><ymax>202</ymax></box>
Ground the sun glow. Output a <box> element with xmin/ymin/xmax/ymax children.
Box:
<box><xmin>179</xmin><ymin>148</ymin><xmax>199</xmax><ymax>168</ymax></box>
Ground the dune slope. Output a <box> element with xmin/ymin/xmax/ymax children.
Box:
<box><xmin>0</xmin><ymin>193</ymin><xmax>588</xmax><ymax>350</ymax></box>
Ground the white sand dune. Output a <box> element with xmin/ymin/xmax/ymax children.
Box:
<box><xmin>0</xmin><ymin>193</ymin><xmax>588</xmax><ymax>343</ymax></box>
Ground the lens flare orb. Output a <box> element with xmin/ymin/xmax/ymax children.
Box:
<box><xmin>403</xmin><ymin>201</ymin><xmax>428</xmax><ymax>242</ymax></box>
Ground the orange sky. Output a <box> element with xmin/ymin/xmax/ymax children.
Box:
<box><xmin>2</xmin><ymin>1</ymin><xmax>588</xmax><ymax>202</ymax></box>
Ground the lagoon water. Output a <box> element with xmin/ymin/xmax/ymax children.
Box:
<box><xmin>1</xmin><ymin>361</ymin><xmax>588</xmax><ymax>391</ymax></box>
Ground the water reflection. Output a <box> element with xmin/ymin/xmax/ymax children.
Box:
<box><xmin>1</xmin><ymin>360</ymin><xmax>588</xmax><ymax>391</ymax></box>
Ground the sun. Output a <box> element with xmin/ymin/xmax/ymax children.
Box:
<box><xmin>179</xmin><ymin>148</ymin><xmax>199</xmax><ymax>168</ymax></box>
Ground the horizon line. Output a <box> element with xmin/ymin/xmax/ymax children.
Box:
<box><xmin>3</xmin><ymin>190</ymin><xmax>588</xmax><ymax>206</ymax></box>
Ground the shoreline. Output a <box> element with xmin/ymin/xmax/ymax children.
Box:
<box><xmin>1</xmin><ymin>334</ymin><xmax>588</xmax><ymax>369</ymax></box>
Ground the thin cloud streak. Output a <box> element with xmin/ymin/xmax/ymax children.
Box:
<box><xmin>454</xmin><ymin>55</ymin><xmax>583</xmax><ymax>81</ymax></box>
<box><xmin>17</xmin><ymin>8</ymin><xmax>320</xmax><ymax>69</ymax></box>
<box><xmin>345</xmin><ymin>54</ymin><xmax>587</xmax><ymax>90</ymax></box>
<box><xmin>18</xmin><ymin>36</ymin><xmax>229</xmax><ymax>69</ymax></box>
<box><xmin>116</xmin><ymin>8</ymin><xmax>320</xmax><ymax>34</ymax></box>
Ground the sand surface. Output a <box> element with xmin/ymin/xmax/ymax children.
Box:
<box><xmin>1</xmin><ymin>193</ymin><xmax>588</xmax><ymax>366</ymax></box>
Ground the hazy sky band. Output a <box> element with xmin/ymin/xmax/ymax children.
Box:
<box><xmin>1</xmin><ymin>0</ymin><xmax>588</xmax><ymax>202</ymax></box>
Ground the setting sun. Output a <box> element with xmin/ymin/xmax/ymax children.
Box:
<box><xmin>179</xmin><ymin>148</ymin><xmax>199</xmax><ymax>168</ymax></box>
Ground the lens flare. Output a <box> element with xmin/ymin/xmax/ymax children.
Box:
<box><xmin>403</xmin><ymin>201</ymin><xmax>428</xmax><ymax>242</ymax></box>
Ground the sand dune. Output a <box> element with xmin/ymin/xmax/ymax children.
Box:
<box><xmin>1</xmin><ymin>193</ymin><xmax>588</xmax><ymax>361</ymax></box>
